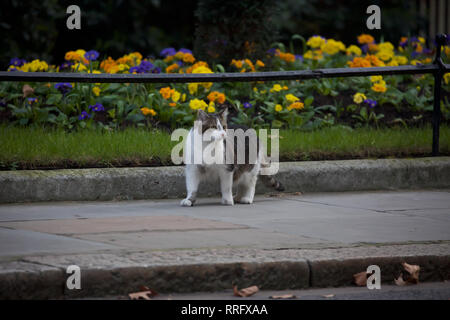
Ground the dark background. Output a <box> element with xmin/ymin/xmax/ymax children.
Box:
<box><xmin>0</xmin><ymin>0</ymin><xmax>428</xmax><ymax>68</ymax></box>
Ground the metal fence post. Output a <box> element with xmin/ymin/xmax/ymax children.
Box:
<box><xmin>432</xmin><ymin>34</ymin><xmax>446</xmax><ymax>156</ymax></box>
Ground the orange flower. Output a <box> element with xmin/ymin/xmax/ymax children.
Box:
<box><xmin>182</xmin><ymin>53</ymin><xmax>196</xmax><ymax>64</ymax></box>
<box><xmin>357</xmin><ymin>34</ymin><xmax>375</xmax><ymax>44</ymax></box>
<box><xmin>160</xmin><ymin>87</ymin><xmax>175</xmax><ymax>99</ymax></box>
<box><xmin>207</xmin><ymin>91</ymin><xmax>226</xmax><ymax>104</ymax></box>
<box><xmin>166</xmin><ymin>63</ymin><xmax>179</xmax><ymax>73</ymax></box>
<box><xmin>169</xmin><ymin>102</ymin><xmax>177</xmax><ymax>107</ymax></box>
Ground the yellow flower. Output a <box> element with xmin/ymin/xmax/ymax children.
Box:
<box><xmin>378</xmin><ymin>42</ymin><xmax>394</xmax><ymax>52</ymax></box>
<box><xmin>393</xmin><ymin>55</ymin><xmax>408</xmax><ymax>65</ymax></box>
<box><xmin>270</xmin><ymin>84</ymin><xmax>283</xmax><ymax>92</ymax></box>
<box><xmin>92</xmin><ymin>87</ymin><xmax>101</xmax><ymax>96</ymax></box>
<box><xmin>287</xmin><ymin>101</ymin><xmax>304</xmax><ymax>111</ymax></box>
<box><xmin>285</xmin><ymin>94</ymin><xmax>300</xmax><ymax>103</ymax></box>
<box><xmin>141</xmin><ymin>107</ymin><xmax>156</xmax><ymax>116</ymax></box>
<box><xmin>71</xmin><ymin>62</ymin><xmax>87</xmax><ymax>72</ymax></box>
<box><xmin>353</xmin><ymin>92</ymin><xmax>367</xmax><ymax>104</ymax></box>
<box><xmin>371</xmin><ymin>82</ymin><xmax>387</xmax><ymax>93</ymax></box>
<box><xmin>171</xmin><ymin>90</ymin><xmax>181</xmax><ymax>102</ymax></box>
<box><xmin>188</xmin><ymin>83</ymin><xmax>198</xmax><ymax>95</ymax></box>
<box><xmin>208</xmin><ymin>101</ymin><xmax>215</xmax><ymax>113</ymax></box>
<box><xmin>346</xmin><ymin>45</ymin><xmax>362</xmax><ymax>56</ymax></box>
<box><xmin>275</xmin><ymin>104</ymin><xmax>283</xmax><ymax>112</ymax></box>
<box><xmin>307</xmin><ymin>36</ymin><xmax>326</xmax><ymax>48</ymax></box>
<box><xmin>303</xmin><ymin>50</ymin><xmax>323</xmax><ymax>60</ymax></box>
<box><xmin>189</xmin><ymin>98</ymin><xmax>208</xmax><ymax>110</ymax></box>
<box><xmin>444</xmin><ymin>73</ymin><xmax>450</xmax><ymax>85</ymax></box>
<box><xmin>410</xmin><ymin>60</ymin><xmax>421</xmax><ymax>66</ymax></box>
<box><xmin>256</xmin><ymin>60</ymin><xmax>265</xmax><ymax>68</ymax></box>
<box><xmin>376</xmin><ymin>50</ymin><xmax>394</xmax><ymax>62</ymax></box>
<box><xmin>181</xmin><ymin>93</ymin><xmax>186</xmax><ymax>102</ymax></box>
<box><xmin>231</xmin><ymin>59</ymin><xmax>243</xmax><ymax>69</ymax></box>
<box><xmin>320</xmin><ymin>39</ymin><xmax>346</xmax><ymax>55</ymax></box>
<box><xmin>387</xmin><ymin>60</ymin><xmax>399</xmax><ymax>66</ymax></box>
<box><xmin>191</xmin><ymin>66</ymin><xmax>213</xmax><ymax>91</ymax></box>
<box><xmin>370</xmin><ymin>76</ymin><xmax>383</xmax><ymax>83</ymax></box>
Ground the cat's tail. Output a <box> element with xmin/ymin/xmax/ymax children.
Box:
<box><xmin>259</xmin><ymin>159</ymin><xmax>285</xmax><ymax>191</ymax></box>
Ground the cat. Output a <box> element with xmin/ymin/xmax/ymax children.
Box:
<box><xmin>180</xmin><ymin>108</ymin><xmax>284</xmax><ymax>207</ymax></box>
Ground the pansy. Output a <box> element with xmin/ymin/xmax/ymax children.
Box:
<box><xmin>85</xmin><ymin>50</ymin><xmax>100</xmax><ymax>61</ymax></box>
<box><xmin>160</xmin><ymin>47</ymin><xmax>176</xmax><ymax>57</ymax></box>
<box><xmin>78</xmin><ymin>111</ymin><xmax>91</xmax><ymax>120</ymax></box>
<box><xmin>243</xmin><ymin>102</ymin><xmax>252</xmax><ymax>109</ymax></box>
<box><xmin>27</xmin><ymin>97</ymin><xmax>38</xmax><ymax>104</ymax></box>
<box><xmin>54</xmin><ymin>82</ymin><xmax>73</xmax><ymax>94</ymax></box>
<box><xmin>88</xmin><ymin>103</ymin><xmax>104</xmax><ymax>112</ymax></box>
<box><xmin>9</xmin><ymin>58</ymin><xmax>26</xmax><ymax>67</ymax></box>
<box><xmin>364</xmin><ymin>99</ymin><xmax>377</xmax><ymax>108</ymax></box>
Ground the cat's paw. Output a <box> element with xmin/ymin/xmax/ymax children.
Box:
<box><xmin>237</xmin><ymin>197</ymin><xmax>253</xmax><ymax>204</ymax></box>
<box><xmin>180</xmin><ymin>198</ymin><xmax>194</xmax><ymax>207</ymax></box>
<box><xmin>221</xmin><ymin>198</ymin><xmax>234</xmax><ymax>206</ymax></box>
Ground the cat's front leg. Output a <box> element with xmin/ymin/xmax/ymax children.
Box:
<box><xmin>180</xmin><ymin>164</ymin><xmax>200</xmax><ymax>207</ymax></box>
<box><xmin>219</xmin><ymin>168</ymin><xmax>234</xmax><ymax>205</ymax></box>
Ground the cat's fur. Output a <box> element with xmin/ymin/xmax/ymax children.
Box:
<box><xmin>180</xmin><ymin>108</ymin><xmax>283</xmax><ymax>207</ymax></box>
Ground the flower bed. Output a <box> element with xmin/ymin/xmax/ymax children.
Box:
<box><xmin>1</xmin><ymin>34</ymin><xmax>450</xmax><ymax>131</ymax></box>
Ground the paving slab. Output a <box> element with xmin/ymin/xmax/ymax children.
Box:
<box><xmin>0</xmin><ymin>216</ymin><xmax>247</xmax><ymax>235</ymax></box>
<box><xmin>0</xmin><ymin>227</ymin><xmax>118</xmax><ymax>258</ymax></box>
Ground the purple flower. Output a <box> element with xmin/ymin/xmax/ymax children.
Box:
<box><xmin>78</xmin><ymin>111</ymin><xmax>91</xmax><ymax>120</ymax></box>
<box><xmin>0</xmin><ymin>100</ymin><xmax>7</xmax><ymax>108</ymax></box>
<box><xmin>399</xmin><ymin>39</ymin><xmax>408</xmax><ymax>48</ymax></box>
<box><xmin>130</xmin><ymin>60</ymin><xmax>155</xmax><ymax>74</ymax></box>
<box><xmin>88</xmin><ymin>103</ymin><xmax>104</xmax><ymax>112</ymax></box>
<box><xmin>27</xmin><ymin>97</ymin><xmax>38</xmax><ymax>104</ymax></box>
<box><xmin>364</xmin><ymin>99</ymin><xmax>377</xmax><ymax>108</ymax></box>
<box><xmin>160</xmin><ymin>47</ymin><xmax>176</xmax><ymax>57</ymax></box>
<box><xmin>267</xmin><ymin>48</ymin><xmax>276</xmax><ymax>55</ymax></box>
<box><xmin>129</xmin><ymin>66</ymin><xmax>141</xmax><ymax>74</ymax></box>
<box><xmin>175</xmin><ymin>60</ymin><xmax>183</xmax><ymax>67</ymax></box>
<box><xmin>243</xmin><ymin>102</ymin><xmax>252</xmax><ymax>109</ymax></box>
<box><xmin>60</xmin><ymin>61</ymin><xmax>73</xmax><ymax>70</ymax></box>
<box><xmin>139</xmin><ymin>60</ymin><xmax>154</xmax><ymax>72</ymax></box>
<box><xmin>152</xmin><ymin>67</ymin><xmax>161</xmax><ymax>74</ymax></box>
<box><xmin>84</xmin><ymin>50</ymin><xmax>99</xmax><ymax>61</ymax></box>
<box><xmin>9</xmin><ymin>58</ymin><xmax>26</xmax><ymax>67</ymax></box>
<box><xmin>54</xmin><ymin>82</ymin><xmax>73</xmax><ymax>94</ymax></box>
<box><xmin>360</xmin><ymin>44</ymin><xmax>369</xmax><ymax>54</ymax></box>
<box><xmin>178</xmin><ymin>48</ymin><xmax>192</xmax><ymax>54</ymax></box>
<box><xmin>410</xmin><ymin>36</ymin><xmax>419</xmax><ymax>43</ymax></box>
<box><xmin>295</xmin><ymin>54</ymin><xmax>303</xmax><ymax>62</ymax></box>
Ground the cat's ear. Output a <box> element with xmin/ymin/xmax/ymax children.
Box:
<box><xmin>197</xmin><ymin>109</ymin><xmax>208</xmax><ymax>121</ymax></box>
<box><xmin>218</xmin><ymin>107</ymin><xmax>228</xmax><ymax>122</ymax></box>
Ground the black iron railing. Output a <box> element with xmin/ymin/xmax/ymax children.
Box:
<box><xmin>0</xmin><ymin>34</ymin><xmax>449</xmax><ymax>155</ymax></box>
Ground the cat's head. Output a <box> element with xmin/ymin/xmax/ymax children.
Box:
<box><xmin>196</xmin><ymin>108</ymin><xmax>228</xmax><ymax>141</ymax></box>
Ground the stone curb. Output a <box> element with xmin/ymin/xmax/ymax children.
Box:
<box><xmin>1</xmin><ymin>244</ymin><xmax>449</xmax><ymax>299</ymax></box>
<box><xmin>1</xmin><ymin>157</ymin><xmax>450</xmax><ymax>203</ymax></box>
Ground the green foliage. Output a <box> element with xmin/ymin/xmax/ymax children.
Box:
<box><xmin>194</xmin><ymin>0</ymin><xmax>280</xmax><ymax>65</ymax></box>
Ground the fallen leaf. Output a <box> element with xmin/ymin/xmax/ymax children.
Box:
<box><xmin>322</xmin><ymin>294</ymin><xmax>335</xmax><ymax>298</ymax></box>
<box><xmin>394</xmin><ymin>275</ymin><xmax>407</xmax><ymax>286</ymax></box>
<box><xmin>233</xmin><ymin>285</ymin><xmax>259</xmax><ymax>297</ymax></box>
<box><xmin>353</xmin><ymin>271</ymin><xmax>368</xmax><ymax>286</ymax></box>
<box><xmin>269</xmin><ymin>294</ymin><xmax>296</xmax><ymax>299</ymax></box>
<box><xmin>22</xmin><ymin>84</ymin><xmax>34</xmax><ymax>98</ymax></box>
<box><xmin>128</xmin><ymin>286</ymin><xmax>158</xmax><ymax>300</ymax></box>
<box><xmin>402</xmin><ymin>262</ymin><xmax>420</xmax><ymax>283</ymax></box>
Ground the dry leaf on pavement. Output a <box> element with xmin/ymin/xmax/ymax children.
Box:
<box><xmin>233</xmin><ymin>285</ymin><xmax>259</xmax><ymax>297</ymax></box>
<box><xmin>402</xmin><ymin>262</ymin><xmax>420</xmax><ymax>283</ymax></box>
<box><xmin>353</xmin><ymin>271</ymin><xmax>368</xmax><ymax>286</ymax></box>
<box><xmin>394</xmin><ymin>262</ymin><xmax>420</xmax><ymax>285</ymax></box>
<box><xmin>394</xmin><ymin>275</ymin><xmax>407</xmax><ymax>286</ymax></box>
<box><xmin>128</xmin><ymin>286</ymin><xmax>158</xmax><ymax>300</ymax></box>
<box><xmin>269</xmin><ymin>294</ymin><xmax>296</xmax><ymax>299</ymax></box>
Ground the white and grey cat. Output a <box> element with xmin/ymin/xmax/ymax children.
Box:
<box><xmin>180</xmin><ymin>108</ymin><xmax>283</xmax><ymax>207</ymax></box>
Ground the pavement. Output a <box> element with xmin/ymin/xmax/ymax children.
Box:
<box><xmin>0</xmin><ymin>189</ymin><xmax>449</xmax><ymax>299</ymax></box>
